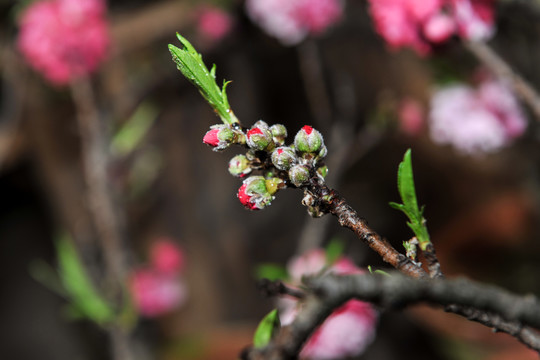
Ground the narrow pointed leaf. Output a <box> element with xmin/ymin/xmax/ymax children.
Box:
<box><xmin>56</xmin><ymin>235</ymin><xmax>114</xmax><ymax>325</ymax></box>
<box><xmin>169</xmin><ymin>34</ymin><xmax>239</xmax><ymax>125</ymax></box>
<box><xmin>253</xmin><ymin>309</ymin><xmax>280</xmax><ymax>348</ymax></box>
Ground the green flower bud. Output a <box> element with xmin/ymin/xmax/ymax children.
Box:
<box><xmin>317</xmin><ymin>165</ymin><xmax>328</xmax><ymax>179</ymax></box>
<box><xmin>265</xmin><ymin>177</ymin><xmax>284</xmax><ymax>195</ymax></box>
<box><xmin>228</xmin><ymin>154</ymin><xmax>252</xmax><ymax>178</ymax></box>
<box><xmin>294</xmin><ymin>125</ymin><xmax>324</xmax><ymax>154</ymax></box>
<box><xmin>270</xmin><ymin>124</ymin><xmax>287</xmax><ymax>146</ymax></box>
<box><xmin>288</xmin><ymin>164</ymin><xmax>310</xmax><ymax>187</ymax></box>
<box><xmin>271</xmin><ymin>147</ymin><xmax>297</xmax><ymax>171</ymax></box>
<box><xmin>246</xmin><ymin>122</ymin><xmax>274</xmax><ymax>151</ymax></box>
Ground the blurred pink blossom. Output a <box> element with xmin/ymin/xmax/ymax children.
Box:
<box><xmin>245</xmin><ymin>0</ymin><xmax>343</xmax><ymax>45</ymax></box>
<box><xmin>197</xmin><ymin>6</ymin><xmax>233</xmax><ymax>42</ymax></box>
<box><xmin>279</xmin><ymin>249</ymin><xmax>377</xmax><ymax>359</ymax></box>
<box><xmin>17</xmin><ymin>0</ymin><xmax>109</xmax><ymax>85</ymax></box>
<box><xmin>150</xmin><ymin>238</ymin><xmax>185</xmax><ymax>275</ymax></box>
<box><xmin>429</xmin><ymin>79</ymin><xmax>526</xmax><ymax>155</ymax></box>
<box><xmin>398</xmin><ymin>98</ymin><xmax>425</xmax><ymax>136</ymax></box>
<box><xmin>129</xmin><ymin>269</ymin><xmax>187</xmax><ymax>317</ymax></box>
<box><xmin>367</xmin><ymin>0</ymin><xmax>495</xmax><ymax>55</ymax></box>
<box><xmin>451</xmin><ymin>0</ymin><xmax>495</xmax><ymax>41</ymax></box>
<box><xmin>130</xmin><ymin>241</ymin><xmax>187</xmax><ymax>317</ymax></box>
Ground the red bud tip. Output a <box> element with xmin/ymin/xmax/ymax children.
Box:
<box><xmin>302</xmin><ymin>125</ymin><xmax>313</xmax><ymax>135</ymax></box>
<box><xmin>247</xmin><ymin>127</ymin><xmax>263</xmax><ymax>139</ymax></box>
<box><xmin>203</xmin><ymin>129</ymin><xmax>220</xmax><ymax>147</ymax></box>
<box><xmin>277</xmin><ymin>149</ymin><xmax>283</xmax><ymax>155</ymax></box>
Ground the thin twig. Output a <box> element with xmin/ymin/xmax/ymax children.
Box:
<box><xmin>70</xmin><ymin>76</ymin><xmax>133</xmax><ymax>360</ymax></box>
<box><xmin>306</xmin><ymin>180</ymin><xmax>428</xmax><ymax>278</ymax></box>
<box><xmin>464</xmin><ymin>40</ymin><xmax>540</xmax><ymax>120</ymax></box>
<box><xmin>257</xmin><ymin>279</ymin><xmax>306</xmax><ymax>299</ymax></box>
<box><xmin>296</xmin><ymin>40</ymin><xmax>332</xmax><ymax>126</ymax></box>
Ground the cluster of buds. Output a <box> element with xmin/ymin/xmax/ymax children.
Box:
<box><xmin>203</xmin><ymin>120</ymin><xmax>328</xmax><ymax>211</ymax></box>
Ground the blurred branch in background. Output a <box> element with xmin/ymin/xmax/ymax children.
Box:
<box><xmin>464</xmin><ymin>40</ymin><xmax>540</xmax><ymax>121</ymax></box>
<box><xmin>0</xmin><ymin>42</ymin><xmax>26</xmax><ymax>172</ymax></box>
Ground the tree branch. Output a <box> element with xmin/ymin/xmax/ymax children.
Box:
<box><xmin>464</xmin><ymin>40</ymin><xmax>540</xmax><ymax>120</ymax></box>
<box><xmin>306</xmin><ymin>180</ymin><xmax>428</xmax><ymax>279</ymax></box>
<box><xmin>245</xmin><ymin>273</ymin><xmax>540</xmax><ymax>359</ymax></box>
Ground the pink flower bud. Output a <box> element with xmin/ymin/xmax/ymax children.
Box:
<box><xmin>279</xmin><ymin>249</ymin><xmax>377</xmax><ymax>359</ymax></box>
<box><xmin>202</xmin><ymin>125</ymin><xmax>238</xmax><ymax>151</ymax></box>
<box><xmin>300</xmin><ymin>299</ymin><xmax>377</xmax><ymax>359</ymax></box>
<box><xmin>398</xmin><ymin>98</ymin><xmax>424</xmax><ymax>136</ymax></box>
<box><xmin>238</xmin><ymin>183</ymin><xmax>259</xmax><ymax>210</ymax></box>
<box><xmin>203</xmin><ymin>129</ymin><xmax>220</xmax><ymax>147</ymax></box>
<box><xmin>150</xmin><ymin>239</ymin><xmax>185</xmax><ymax>275</ymax></box>
<box><xmin>237</xmin><ymin>176</ymin><xmax>275</xmax><ymax>210</ymax></box>
<box><xmin>197</xmin><ymin>6</ymin><xmax>233</xmax><ymax>42</ymax></box>
<box><xmin>129</xmin><ymin>269</ymin><xmax>187</xmax><ymax>317</ymax></box>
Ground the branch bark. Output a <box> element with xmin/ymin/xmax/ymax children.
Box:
<box><xmin>464</xmin><ymin>40</ymin><xmax>540</xmax><ymax>120</ymax></box>
<box><xmin>70</xmin><ymin>77</ymin><xmax>133</xmax><ymax>360</ymax></box>
<box><xmin>306</xmin><ymin>181</ymin><xmax>428</xmax><ymax>279</ymax></box>
<box><xmin>245</xmin><ymin>273</ymin><xmax>540</xmax><ymax>359</ymax></box>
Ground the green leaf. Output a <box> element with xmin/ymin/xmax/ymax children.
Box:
<box><xmin>253</xmin><ymin>309</ymin><xmax>280</xmax><ymax>348</ymax></box>
<box><xmin>111</xmin><ymin>101</ymin><xmax>158</xmax><ymax>156</ymax></box>
<box><xmin>56</xmin><ymin>234</ymin><xmax>115</xmax><ymax>325</ymax></box>
<box><xmin>396</xmin><ymin>149</ymin><xmax>419</xmax><ymax>217</ymax></box>
<box><xmin>255</xmin><ymin>263</ymin><xmax>289</xmax><ymax>281</ymax></box>
<box><xmin>169</xmin><ymin>34</ymin><xmax>239</xmax><ymax>125</ymax></box>
<box><xmin>390</xmin><ymin>149</ymin><xmax>431</xmax><ymax>250</ymax></box>
<box><xmin>367</xmin><ymin>266</ymin><xmax>391</xmax><ymax>277</ymax></box>
<box><xmin>325</xmin><ymin>238</ymin><xmax>345</xmax><ymax>265</ymax></box>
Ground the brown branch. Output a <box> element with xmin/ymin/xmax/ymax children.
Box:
<box><xmin>70</xmin><ymin>77</ymin><xmax>132</xmax><ymax>360</ymax></box>
<box><xmin>257</xmin><ymin>279</ymin><xmax>306</xmax><ymax>299</ymax></box>
<box><xmin>245</xmin><ymin>273</ymin><xmax>540</xmax><ymax>359</ymax></box>
<box><xmin>464</xmin><ymin>40</ymin><xmax>540</xmax><ymax>120</ymax></box>
<box><xmin>306</xmin><ymin>181</ymin><xmax>428</xmax><ymax>279</ymax></box>
<box><xmin>423</xmin><ymin>243</ymin><xmax>444</xmax><ymax>279</ymax></box>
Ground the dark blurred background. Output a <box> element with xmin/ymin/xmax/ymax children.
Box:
<box><xmin>1</xmin><ymin>0</ymin><xmax>540</xmax><ymax>359</ymax></box>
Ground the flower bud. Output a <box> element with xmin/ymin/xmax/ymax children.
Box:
<box><xmin>265</xmin><ymin>177</ymin><xmax>284</xmax><ymax>195</ymax></box>
<box><xmin>237</xmin><ymin>176</ymin><xmax>274</xmax><ymax>210</ymax></box>
<box><xmin>246</xmin><ymin>124</ymin><xmax>274</xmax><ymax>151</ymax></box>
<box><xmin>316</xmin><ymin>165</ymin><xmax>328</xmax><ymax>179</ymax></box>
<box><xmin>228</xmin><ymin>154</ymin><xmax>252</xmax><ymax>178</ymax></box>
<box><xmin>270</xmin><ymin>124</ymin><xmax>287</xmax><ymax>145</ymax></box>
<box><xmin>271</xmin><ymin>147</ymin><xmax>297</xmax><ymax>171</ymax></box>
<box><xmin>203</xmin><ymin>125</ymin><xmax>235</xmax><ymax>151</ymax></box>
<box><xmin>317</xmin><ymin>144</ymin><xmax>328</xmax><ymax>159</ymax></box>
<box><xmin>289</xmin><ymin>164</ymin><xmax>310</xmax><ymax>187</ymax></box>
<box><xmin>294</xmin><ymin>125</ymin><xmax>324</xmax><ymax>154</ymax></box>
